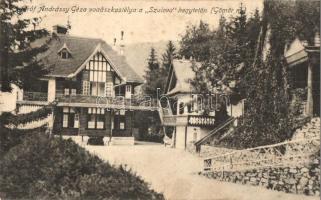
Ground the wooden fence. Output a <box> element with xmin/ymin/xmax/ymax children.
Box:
<box><xmin>203</xmin><ymin>137</ymin><xmax>320</xmax><ymax>172</ymax></box>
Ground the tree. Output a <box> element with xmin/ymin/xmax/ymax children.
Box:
<box><xmin>0</xmin><ymin>0</ymin><xmax>53</xmax><ymax>156</ymax></box>
<box><xmin>179</xmin><ymin>20</ymin><xmax>214</xmax><ymax>62</ymax></box>
<box><xmin>187</xmin><ymin>5</ymin><xmax>261</xmax><ymax>100</ymax></box>
<box><xmin>185</xmin><ymin>4</ymin><xmax>261</xmax><ymax>99</ymax></box>
<box><xmin>0</xmin><ymin>0</ymin><xmax>50</xmax><ymax>92</ymax></box>
<box><xmin>140</xmin><ymin>48</ymin><xmax>164</xmax><ymax>140</ymax></box>
<box><xmin>143</xmin><ymin>47</ymin><xmax>164</xmax><ymax>98</ymax></box>
<box><xmin>233</xmin><ymin>0</ymin><xmax>320</xmax><ymax>148</ymax></box>
<box><xmin>162</xmin><ymin>41</ymin><xmax>176</xmax><ymax>72</ymax></box>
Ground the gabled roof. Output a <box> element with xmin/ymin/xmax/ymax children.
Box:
<box><xmin>285</xmin><ymin>38</ymin><xmax>308</xmax><ymax>67</ymax></box>
<box><xmin>285</xmin><ymin>36</ymin><xmax>320</xmax><ymax>67</ymax></box>
<box><xmin>165</xmin><ymin>59</ymin><xmax>201</xmax><ymax>96</ymax></box>
<box><xmin>34</xmin><ymin>34</ymin><xmax>143</xmax><ymax>83</ymax></box>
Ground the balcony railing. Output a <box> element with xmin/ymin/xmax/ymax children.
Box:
<box><xmin>22</xmin><ymin>92</ymin><xmax>48</xmax><ymax>102</ymax></box>
<box><xmin>162</xmin><ymin>115</ymin><xmax>216</xmax><ymax>127</ymax></box>
<box><xmin>19</xmin><ymin>92</ymin><xmax>159</xmax><ymax>110</ymax></box>
<box><xmin>55</xmin><ymin>93</ymin><xmax>158</xmax><ymax>110</ymax></box>
<box><xmin>163</xmin><ymin>115</ymin><xmax>189</xmax><ymax>126</ymax></box>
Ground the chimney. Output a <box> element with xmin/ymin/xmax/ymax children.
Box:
<box><xmin>121</xmin><ymin>31</ymin><xmax>124</xmax><ymax>40</ymax></box>
<box><xmin>119</xmin><ymin>30</ymin><xmax>125</xmax><ymax>55</ymax></box>
<box><xmin>52</xmin><ymin>25</ymin><xmax>68</xmax><ymax>35</ymax></box>
<box><xmin>113</xmin><ymin>38</ymin><xmax>117</xmax><ymax>46</ymax></box>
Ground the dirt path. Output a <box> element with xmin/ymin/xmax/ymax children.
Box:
<box><xmin>71</xmin><ymin>138</ymin><xmax>318</xmax><ymax>200</ymax></box>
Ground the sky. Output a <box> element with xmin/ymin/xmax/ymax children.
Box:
<box><xmin>25</xmin><ymin>0</ymin><xmax>263</xmax><ymax>45</ymax></box>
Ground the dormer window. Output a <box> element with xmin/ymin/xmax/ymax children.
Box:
<box><xmin>58</xmin><ymin>43</ymin><xmax>72</xmax><ymax>59</ymax></box>
<box><xmin>60</xmin><ymin>49</ymin><xmax>70</xmax><ymax>59</ymax></box>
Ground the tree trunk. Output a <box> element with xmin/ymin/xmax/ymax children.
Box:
<box><xmin>306</xmin><ymin>61</ymin><xmax>314</xmax><ymax>116</ymax></box>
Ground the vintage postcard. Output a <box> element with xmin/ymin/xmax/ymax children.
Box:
<box><xmin>0</xmin><ymin>0</ymin><xmax>320</xmax><ymax>199</ymax></box>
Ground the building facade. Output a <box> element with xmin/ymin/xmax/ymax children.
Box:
<box><xmin>162</xmin><ymin>59</ymin><xmax>243</xmax><ymax>149</ymax></box>
<box><xmin>16</xmin><ymin>25</ymin><xmax>157</xmax><ymax>141</ymax></box>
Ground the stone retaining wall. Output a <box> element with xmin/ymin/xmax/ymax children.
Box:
<box><xmin>202</xmin><ymin>156</ymin><xmax>320</xmax><ymax>196</ymax></box>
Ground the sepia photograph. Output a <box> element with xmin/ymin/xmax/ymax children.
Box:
<box><xmin>0</xmin><ymin>0</ymin><xmax>320</xmax><ymax>199</ymax></box>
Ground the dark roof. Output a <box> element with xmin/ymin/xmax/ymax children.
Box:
<box><xmin>35</xmin><ymin>34</ymin><xmax>143</xmax><ymax>83</ymax></box>
<box><xmin>166</xmin><ymin>59</ymin><xmax>201</xmax><ymax>96</ymax></box>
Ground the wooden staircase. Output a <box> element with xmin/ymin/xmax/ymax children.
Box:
<box><xmin>158</xmin><ymin>100</ymin><xmax>173</xmax><ymax>124</ymax></box>
<box><xmin>195</xmin><ymin>117</ymin><xmax>236</xmax><ymax>152</ymax></box>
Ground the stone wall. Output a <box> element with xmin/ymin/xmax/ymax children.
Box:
<box><xmin>202</xmin><ymin>155</ymin><xmax>320</xmax><ymax>196</ymax></box>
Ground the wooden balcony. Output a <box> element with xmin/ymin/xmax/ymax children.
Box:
<box><xmin>17</xmin><ymin>92</ymin><xmax>158</xmax><ymax>111</ymax></box>
<box><xmin>56</xmin><ymin>93</ymin><xmax>158</xmax><ymax>110</ymax></box>
<box><xmin>163</xmin><ymin>115</ymin><xmax>216</xmax><ymax>127</ymax></box>
<box><xmin>22</xmin><ymin>92</ymin><xmax>48</xmax><ymax>102</ymax></box>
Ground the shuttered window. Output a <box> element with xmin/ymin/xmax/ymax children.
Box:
<box><xmin>82</xmin><ymin>81</ymin><xmax>90</xmax><ymax>95</ymax></box>
<box><xmin>105</xmin><ymin>82</ymin><xmax>113</xmax><ymax>97</ymax></box>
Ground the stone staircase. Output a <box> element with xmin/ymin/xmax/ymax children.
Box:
<box><xmin>292</xmin><ymin>117</ymin><xmax>320</xmax><ymax>140</ymax></box>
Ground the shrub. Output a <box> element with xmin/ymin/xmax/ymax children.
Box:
<box><xmin>0</xmin><ymin>134</ymin><xmax>164</xmax><ymax>200</ymax></box>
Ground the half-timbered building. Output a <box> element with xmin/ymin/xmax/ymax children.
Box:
<box><xmin>16</xmin><ymin>25</ymin><xmax>157</xmax><ymax>143</ymax></box>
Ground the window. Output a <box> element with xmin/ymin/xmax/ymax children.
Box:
<box><xmin>71</xmin><ymin>89</ymin><xmax>77</xmax><ymax>95</ymax></box>
<box><xmin>64</xmin><ymin>88</ymin><xmax>77</xmax><ymax>96</ymax></box>
<box><xmin>64</xmin><ymin>88</ymin><xmax>70</xmax><ymax>95</ymax></box>
<box><xmin>125</xmin><ymin>85</ymin><xmax>132</xmax><ymax>99</ymax></box>
<box><xmin>87</xmin><ymin>108</ymin><xmax>105</xmax><ymax>129</ymax></box>
<box><xmin>59</xmin><ymin>49</ymin><xmax>71</xmax><ymax>59</ymax></box>
<box><xmin>120</xmin><ymin>122</ymin><xmax>125</xmax><ymax>129</ymax></box>
<box><xmin>90</xmin><ymin>82</ymin><xmax>105</xmax><ymax>96</ymax></box>
<box><xmin>84</xmin><ymin>52</ymin><xmax>114</xmax><ymax>97</ymax></box>
<box><xmin>179</xmin><ymin>102</ymin><xmax>184</xmax><ymax>115</ymax></box>
<box><xmin>61</xmin><ymin>51</ymin><xmax>68</xmax><ymax>59</ymax></box>
<box><xmin>114</xmin><ymin>110</ymin><xmax>126</xmax><ymax>130</ymax></box>
<box><xmin>98</xmin><ymin>82</ymin><xmax>105</xmax><ymax>96</ymax></box>
<box><xmin>62</xmin><ymin>107</ymin><xmax>77</xmax><ymax>128</ymax></box>
<box><xmin>63</xmin><ymin>114</ymin><xmax>68</xmax><ymax>128</ymax></box>
<box><xmin>191</xmin><ymin>95</ymin><xmax>195</xmax><ymax>112</ymax></box>
<box><xmin>90</xmin><ymin>82</ymin><xmax>97</xmax><ymax>96</ymax></box>
<box><xmin>126</xmin><ymin>85</ymin><xmax>131</xmax><ymax>93</ymax></box>
<box><xmin>74</xmin><ymin>113</ymin><xmax>79</xmax><ymax>128</ymax></box>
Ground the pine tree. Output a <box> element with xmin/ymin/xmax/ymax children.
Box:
<box><xmin>0</xmin><ymin>0</ymin><xmax>50</xmax><ymax>92</ymax></box>
<box><xmin>0</xmin><ymin>0</ymin><xmax>53</xmax><ymax>156</ymax></box>
<box><xmin>147</xmin><ymin>47</ymin><xmax>159</xmax><ymax>71</ymax></box>
<box><xmin>143</xmin><ymin>47</ymin><xmax>164</xmax><ymax>98</ymax></box>
<box><xmin>162</xmin><ymin>41</ymin><xmax>176</xmax><ymax>72</ymax></box>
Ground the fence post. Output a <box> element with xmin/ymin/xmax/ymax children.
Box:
<box><xmin>222</xmin><ymin>166</ymin><xmax>225</xmax><ymax>181</ymax></box>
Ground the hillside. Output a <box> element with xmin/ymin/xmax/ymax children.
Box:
<box><xmin>123</xmin><ymin>41</ymin><xmax>179</xmax><ymax>78</ymax></box>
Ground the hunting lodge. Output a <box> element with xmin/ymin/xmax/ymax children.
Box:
<box><xmin>16</xmin><ymin>25</ymin><xmax>157</xmax><ymax>144</ymax></box>
<box><xmin>13</xmin><ymin>25</ymin><xmax>320</xmax><ymax>149</ymax></box>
